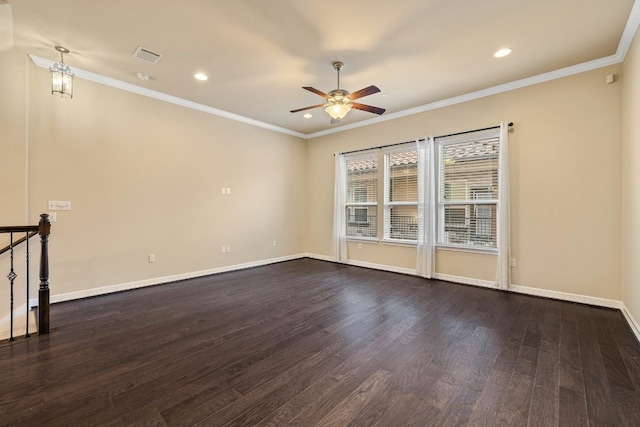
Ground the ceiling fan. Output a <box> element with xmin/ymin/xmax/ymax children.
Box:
<box><xmin>290</xmin><ymin>62</ymin><xmax>385</xmax><ymax>123</ymax></box>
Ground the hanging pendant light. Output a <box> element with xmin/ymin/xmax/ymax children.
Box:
<box><xmin>49</xmin><ymin>46</ymin><xmax>74</xmax><ymax>98</ymax></box>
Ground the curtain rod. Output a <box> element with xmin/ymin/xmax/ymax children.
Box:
<box><xmin>435</xmin><ymin>122</ymin><xmax>513</xmax><ymax>140</ymax></box>
<box><xmin>336</xmin><ymin>122</ymin><xmax>513</xmax><ymax>156</ymax></box>
<box><xmin>338</xmin><ymin>139</ymin><xmax>425</xmax><ymax>156</ymax></box>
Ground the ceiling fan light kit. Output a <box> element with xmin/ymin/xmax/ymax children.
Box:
<box><xmin>325</xmin><ymin>102</ymin><xmax>351</xmax><ymax>120</ymax></box>
<box><xmin>291</xmin><ymin>61</ymin><xmax>385</xmax><ymax>123</ymax></box>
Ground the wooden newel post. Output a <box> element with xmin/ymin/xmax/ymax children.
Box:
<box><xmin>38</xmin><ymin>213</ymin><xmax>51</xmax><ymax>335</ymax></box>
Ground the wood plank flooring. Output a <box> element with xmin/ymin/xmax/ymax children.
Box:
<box><xmin>1</xmin><ymin>258</ymin><xmax>639</xmax><ymax>426</ymax></box>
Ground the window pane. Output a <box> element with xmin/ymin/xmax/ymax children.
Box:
<box><xmin>388</xmin><ymin>151</ymin><xmax>418</xmax><ymax>202</ymax></box>
<box><xmin>441</xmin><ymin>138</ymin><xmax>499</xmax><ymax>202</ymax></box>
<box><xmin>389</xmin><ymin>205</ymin><xmax>418</xmax><ymax>240</ymax></box>
<box><xmin>437</xmin><ymin>133</ymin><xmax>499</xmax><ymax>249</ymax></box>
<box><xmin>442</xmin><ymin>203</ymin><xmax>496</xmax><ymax>247</ymax></box>
<box><xmin>345</xmin><ymin>154</ymin><xmax>378</xmax><ymax>239</ymax></box>
<box><xmin>346</xmin><ymin>206</ymin><xmax>377</xmax><ymax>238</ymax></box>
<box><xmin>347</xmin><ymin>155</ymin><xmax>377</xmax><ymax>203</ymax></box>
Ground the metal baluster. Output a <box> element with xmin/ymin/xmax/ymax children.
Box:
<box><xmin>7</xmin><ymin>232</ymin><xmax>16</xmax><ymax>341</ymax></box>
<box><xmin>25</xmin><ymin>230</ymin><xmax>30</xmax><ymax>338</ymax></box>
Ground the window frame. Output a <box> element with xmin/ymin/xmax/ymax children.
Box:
<box><xmin>344</xmin><ymin>152</ymin><xmax>379</xmax><ymax>241</ymax></box>
<box><xmin>435</xmin><ymin>131</ymin><xmax>500</xmax><ymax>252</ymax></box>
<box><xmin>383</xmin><ymin>146</ymin><xmax>418</xmax><ymax>244</ymax></box>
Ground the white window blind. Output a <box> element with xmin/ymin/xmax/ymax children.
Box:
<box><xmin>384</xmin><ymin>148</ymin><xmax>418</xmax><ymax>241</ymax></box>
<box><xmin>345</xmin><ymin>154</ymin><xmax>378</xmax><ymax>239</ymax></box>
<box><xmin>437</xmin><ymin>132</ymin><xmax>499</xmax><ymax>248</ymax></box>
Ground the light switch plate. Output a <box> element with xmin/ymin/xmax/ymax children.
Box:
<box><xmin>48</xmin><ymin>201</ymin><xmax>71</xmax><ymax>211</ymax></box>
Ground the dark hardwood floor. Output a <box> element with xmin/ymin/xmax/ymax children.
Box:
<box><xmin>1</xmin><ymin>258</ymin><xmax>639</xmax><ymax>426</ymax></box>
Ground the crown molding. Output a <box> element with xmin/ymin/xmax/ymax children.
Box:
<box><xmin>618</xmin><ymin>0</ymin><xmax>640</xmax><ymax>60</ymax></box>
<box><xmin>28</xmin><ymin>54</ymin><xmax>307</xmax><ymax>140</ymax></box>
<box><xmin>307</xmin><ymin>54</ymin><xmax>623</xmax><ymax>139</ymax></box>
<box><xmin>28</xmin><ymin>0</ymin><xmax>640</xmax><ymax>141</ymax></box>
<box><xmin>25</xmin><ymin>50</ymin><xmax>628</xmax><ymax>142</ymax></box>
<box><xmin>308</xmin><ymin>1</ymin><xmax>640</xmax><ymax>139</ymax></box>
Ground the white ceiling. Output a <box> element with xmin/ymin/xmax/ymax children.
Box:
<box><xmin>6</xmin><ymin>0</ymin><xmax>639</xmax><ymax>136</ymax></box>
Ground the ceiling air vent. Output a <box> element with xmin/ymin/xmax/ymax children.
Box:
<box><xmin>132</xmin><ymin>46</ymin><xmax>163</xmax><ymax>64</ymax></box>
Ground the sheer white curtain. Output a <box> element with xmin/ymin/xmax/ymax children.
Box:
<box><xmin>496</xmin><ymin>122</ymin><xmax>511</xmax><ymax>289</ymax></box>
<box><xmin>331</xmin><ymin>153</ymin><xmax>348</xmax><ymax>262</ymax></box>
<box><xmin>416</xmin><ymin>137</ymin><xmax>436</xmax><ymax>278</ymax></box>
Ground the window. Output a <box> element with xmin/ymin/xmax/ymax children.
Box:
<box><xmin>345</xmin><ymin>154</ymin><xmax>378</xmax><ymax>238</ymax></box>
<box><xmin>335</xmin><ymin>126</ymin><xmax>504</xmax><ymax>253</ymax></box>
<box><xmin>384</xmin><ymin>148</ymin><xmax>418</xmax><ymax>241</ymax></box>
<box><xmin>437</xmin><ymin>134</ymin><xmax>499</xmax><ymax>249</ymax></box>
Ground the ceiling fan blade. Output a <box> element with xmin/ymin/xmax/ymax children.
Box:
<box><xmin>290</xmin><ymin>104</ymin><xmax>326</xmax><ymax>113</ymax></box>
<box><xmin>347</xmin><ymin>85</ymin><xmax>381</xmax><ymax>101</ymax></box>
<box><xmin>351</xmin><ymin>102</ymin><xmax>386</xmax><ymax>115</ymax></box>
<box><xmin>303</xmin><ymin>87</ymin><xmax>331</xmax><ymax>99</ymax></box>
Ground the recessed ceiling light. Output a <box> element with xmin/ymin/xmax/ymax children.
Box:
<box><xmin>136</xmin><ymin>72</ymin><xmax>150</xmax><ymax>81</ymax></box>
<box><xmin>303</xmin><ymin>113</ymin><xmax>312</xmax><ymax>119</ymax></box>
<box><xmin>494</xmin><ymin>48</ymin><xmax>512</xmax><ymax>58</ymax></box>
<box><xmin>194</xmin><ymin>73</ymin><xmax>208</xmax><ymax>81</ymax></box>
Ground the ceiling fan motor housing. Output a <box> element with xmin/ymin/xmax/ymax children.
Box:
<box><xmin>328</xmin><ymin>89</ymin><xmax>350</xmax><ymax>103</ymax></box>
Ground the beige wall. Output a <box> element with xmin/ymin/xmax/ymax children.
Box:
<box><xmin>0</xmin><ymin>53</ymin><xmax>31</xmax><ymax>337</ymax></box>
<box><xmin>0</xmin><ymin>49</ymin><xmax>630</xmax><ymax>319</ymax></box>
<box><xmin>0</xmin><ymin>52</ymin><xmax>27</xmax><ymax>226</ymax></box>
<box><xmin>622</xmin><ymin>30</ymin><xmax>640</xmax><ymax>326</ymax></box>
<box><xmin>308</xmin><ymin>65</ymin><xmax>623</xmax><ymax>300</ymax></box>
<box><xmin>2</xmin><ymin>54</ymin><xmax>307</xmax><ymax>301</ymax></box>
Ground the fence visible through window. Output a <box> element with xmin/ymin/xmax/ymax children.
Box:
<box><xmin>346</xmin><ymin>214</ymin><xmax>377</xmax><ymax>238</ymax></box>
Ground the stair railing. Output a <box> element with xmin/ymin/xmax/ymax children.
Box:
<box><xmin>0</xmin><ymin>214</ymin><xmax>51</xmax><ymax>341</ymax></box>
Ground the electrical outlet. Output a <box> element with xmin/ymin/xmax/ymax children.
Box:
<box><xmin>148</xmin><ymin>254</ymin><xmax>155</xmax><ymax>263</ymax></box>
<box><xmin>358</xmin><ymin>243</ymin><xmax>363</xmax><ymax>249</ymax></box>
<box><xmin>226</xmin><ymin>245</ymin><xmax>231</xmax><ymax>253</ymax></box>
<box><xmin>221</xmin><ymin>246</ymin><xmax>226</xmax><ymax>254</ymax></box>
<box><xmin>510</xmin><ymin>258</ymin><xmax>516</xmax><ymax>267</ymax></box>
<box><xmin>48</xmin><ymin>212</ymin><xmax>57</xmax><ymax>222</ymax></box>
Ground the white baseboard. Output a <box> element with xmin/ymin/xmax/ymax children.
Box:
<box><xmin>305</xmin><ymin>253</ymin><xmax>627</xmax><ymax>308</ymax></box>
<box><xmin>347</xmin><ymin>259</ymin><xmax>416</xmax><ymax>276</ymax></box>
<box><xmin>621</xmin><ymin>303</ymin><xmax>640</xmax><ymax>344</ymax></box>
<box><xmin>508</xmin><ymin>283</ymin><xmax>622</xmax><ymax>309</ymax></box>
<box><xmin>434</xmin><ymin>273</ymin><xmax>497</xmax><ymax>289</ymax></box>
<box><xmin>50</xmin><ymin>253</ymin><xmax>306</xmax><ymax>304</ymax></box>
<box><xmin>46</xmin><ymin>252</ymin><xmax>640</xmax><ymax>345</ymax></box>
<box><xmin>0</xmin><ymin>303</ymin><xmax>38</xmax><ymax>340</ymax></box>
<box><xmin>0</xmin><ymin>303</ymin><xmax>33</xmax><ymax>327</ymax></box>
<box><xmin>305</xmin><ymin>253</ymin><xmax>334</xmax><ymax>263</ymax></box>
<box><xmin>306</xmin><ymin>253</ymin><xmax>416</xmax><ymax>276</ymax></box>
<box><xmin>428</xmin><ymin>272</ymin><xmax>623</xmax><ymax>309</ymax></box>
